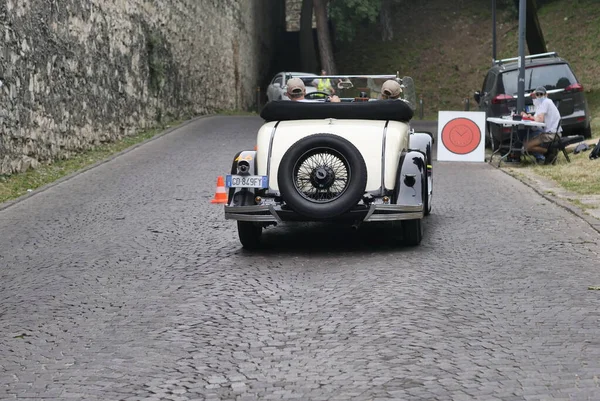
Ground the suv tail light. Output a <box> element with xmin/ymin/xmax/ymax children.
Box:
<box><xmin>565</xmin><ymin>83</ymin><xmax>584</xmax><ymax>92</ymax></box>
<box><xmin>491</xmin><ymin>94</ymin><xmax>514</xmax><ymax>104</ymax></box>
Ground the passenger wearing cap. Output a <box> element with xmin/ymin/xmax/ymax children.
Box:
<box><xmin>381</xmin><ymin>80</ymin><xmax>403</xmax><ymax>100</ymax></box>
<box><xmin>285</xmin><ymin>77</ymin><xmax>306</xmax><ymax>101</ymax></box>
<box><xmin>519</xmin><ymin>86</ymin><xmax>562</xmax><ymax>163</ymax></box>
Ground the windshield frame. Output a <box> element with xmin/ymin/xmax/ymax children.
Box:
<box><xmin>292</xmin><ymin>74</ymin><xmax>415</xmax><ymax>108</ymax></box>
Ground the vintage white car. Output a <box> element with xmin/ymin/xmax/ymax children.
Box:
<box><xmin>224</xmin><ymin>75</ymin><xmax>433</xmax><ymax>249</ymax></box>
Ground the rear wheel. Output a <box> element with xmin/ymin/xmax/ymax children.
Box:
<box><xmin>583</xmin><ymin>125</ymin><xmax>592</xmax><ymax>139</ymax></box>
<box><xmin>237</xmin><ymin>221</ymin><xmax>262</xmax><ymax>250</ymax></box>
<box><xmin>402</xmin><ymin>218</ymin><xmax>422</xmax><ymax>246</ymax></box>
<box><xmin>424</xmin><ymin>144</ymin><xmax>432</xmax><ymax>216</ymax></box>
<box><xmin>402</xmin><ymin>174</ymin><xmax>425</xmax><ymax>246</ymax></box>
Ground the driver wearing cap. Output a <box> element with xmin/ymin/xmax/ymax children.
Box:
<box><xmin>285</xmin><ymin>78</ymin><xmax>306</xmax><ymax>101</ymax></box>
<box><xmin>286</xmin><ymin>77</ymin><xmax>340</xmax><ymax>102</ymax></box>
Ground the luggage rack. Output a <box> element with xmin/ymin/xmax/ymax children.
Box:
<box><xmin>493</xmin><ymin>52</ymin><xmax>558</xmax><ymax>65</ymax></box>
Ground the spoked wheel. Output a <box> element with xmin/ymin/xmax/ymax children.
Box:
<box><xmin>237</xmin><ymin>221</ymin><xmax>262</xmax><ymax>250</ymax></box>
<box><xmin>294</xmin><ymin>149</ymin><xmax>350</xmax><ymax>203</ymax></box>
<box><xmin>278</xmin><ymin>134</ymin><xmax>367</xmax><ymax>219</ymax></box>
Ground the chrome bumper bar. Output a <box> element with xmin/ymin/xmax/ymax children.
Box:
<box><xmin>224</xmin><ymin>204</ymin><xmax>423</xmax><ymax>223</ymax></box>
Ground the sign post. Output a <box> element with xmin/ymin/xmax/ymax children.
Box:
<box><xmin>517</xmin><ymin>0</ymin><xmax>527</xmax><ymax>113</ymax></box>
<box><xmin>492</xmin><ymin>0</ymin><xmax>497</xmax><ymax>63</ymax></box>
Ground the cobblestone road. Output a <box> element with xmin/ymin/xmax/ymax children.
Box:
<box><xmin>1</xmin><ymin>116</ymin><xmax>599</xmax><ymax>401</ymax></box>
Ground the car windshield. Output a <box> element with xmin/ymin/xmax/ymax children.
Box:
<box><xmin>501</xmin><ymin>64</ymin><xmax>577</xmax><ymax>95</ymax></box>
<box><xmin>284</xmin><ymin>72</ymin><xmax>317</xmax><ymax>87</ymax></box>
<box><xmin>294</xmin><ymin>74</ymin><xmax>417</xmax><ymax>109</ymax></box>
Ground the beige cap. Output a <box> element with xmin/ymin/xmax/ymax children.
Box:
<box><xmin>381</xmin><ymin>80</ymin><xmax>402</xmax><ymax>98</ymax></box>
<box><xmin>286</xmin><ymin>78</ymin><xmax>305</xmax><ymax>95</ymax></box>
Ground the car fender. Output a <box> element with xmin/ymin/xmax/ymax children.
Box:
<box><xmin>408</xmin><ymin>132</ymin><xmax>433</xmax><ymax>198</ymax></box>
<box><xmin>409</xmin><ymin>132</ymin><xmax>433</xmax><ymax>153</ymax></box>
<box><xmin>393</xmin><ymin>150</ymin><xmax>425</xmax><ymax>209</ymax></box>
<box><xmin>228</xmin><ymin>150</ymin><xmax>258</xmax><ymax>206</ymax></box>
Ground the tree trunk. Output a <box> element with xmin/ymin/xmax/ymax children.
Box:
<box><xmin>299</xmin><ymin>0</ymin><xmax>318</xmax><ymax>73</ymax></box>
<box><xmin>313</xmin><ymin>0</ymin><xmax>337</xmax><ymax>74</ymax></box>
<box><xmin>512</xmin><ymin>0</ymin><xmax>547</xmax><ymax>54</ymax></box>
<box><xmin>380</xmin><ymin>0</ymin><xmax>393</xmax><ymax>41</ymax></box>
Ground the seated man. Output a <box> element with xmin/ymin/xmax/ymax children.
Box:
<box><xmin>381</xmin><ymin>80</ymin><xmax>403</xmax><ymax>100</ymax></box>
<box><xmin>519</xmin><ymin>86</ymin><xmax>562</xmax><ymax>163</ymax></box>
<box><xmin>285</xmin><ymin>77</ymin><xmax>340</xmax><ymax>102</ymax></box>
<box><xmin>285</xmin><ymin>77</ymin><xmax>306</xmax><ymax>101</ymax></box>
<box><xmin>380</xmin><ymin>79</ymin><xmax>413</xmax><ymax>106</ymax></box>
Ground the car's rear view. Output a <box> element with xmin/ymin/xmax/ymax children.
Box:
<box><xmin>499</xmin><ymin>63</ymin><xmax>591</xmax><ymax>137</ymax></box>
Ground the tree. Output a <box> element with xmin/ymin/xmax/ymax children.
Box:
<box><xmin>379</xmin><ymin>0</ymin><xmax>393</xmax><ymax>41</ymax></box>
<box><xmin>299</xmin><ymin>0</ymin><xmax>318</xmax><ymax>73</ymax></box>
<box><xmin>329</xmin><ymin>0</ymin><xmax>382</xmax><ymax>42</ymax></box>
<box><xmin>313</xmin><ymin>0</ymin><xmax>337</xmax><ymax>74</ymax></box>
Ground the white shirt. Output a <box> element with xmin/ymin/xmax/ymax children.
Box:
<box><xmin>534</xmin><ymin>97</ymin><xmax>562</xmax><ymax>134</ymax></box>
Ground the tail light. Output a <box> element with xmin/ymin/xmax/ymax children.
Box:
<box><xmin>491</xmin><ymin>94</ymin><xmax>514</xmax><ymax>104</ymax></box>
<box><xmin>237</xmin><ymin>160</ymin><xmax>250</xmax><ymax>175</ymax></box>
<box><xmin>565</xmin><ymin>83</ymin><xmax>584</xmax><ymax>92</ymax></box>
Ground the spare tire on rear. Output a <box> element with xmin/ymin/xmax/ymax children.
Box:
<box><xmin>277</xmin><ymin>134</ymin><xmax>368</xmax><ymax>219</ymax></box>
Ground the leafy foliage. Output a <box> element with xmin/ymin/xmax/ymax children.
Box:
<box><xmin>329</xmin><ymin>0</ymin><xmax>382</xmax><ymax>42</ymax></box>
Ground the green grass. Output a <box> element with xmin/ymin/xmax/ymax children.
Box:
<box><xmin>530</xmin><ymin>153</ymin><xmax>600</xmax><ymax>195</ymax></box>
<box><xmin>0</xmin><ymin>121</ymin><xmax>184</xmax><ymax>204</ymax></box>
<box><xmin>568</xmin><ymin>198</ymin><xmax>598</xmax><ymax>211</ymax></box>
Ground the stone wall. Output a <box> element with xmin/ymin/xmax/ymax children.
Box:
<box><xmin>0</xmin><ymin>0</ymin><xmax>284</xmax><ymax>174</ymax></box>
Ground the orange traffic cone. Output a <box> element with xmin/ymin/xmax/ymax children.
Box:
<box><xmin>211</xmin><ymin>176</ymin><xmax>228</xmax><ymax>204</ymax></box>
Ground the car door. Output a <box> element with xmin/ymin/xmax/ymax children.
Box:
<box><xmin>479</xmin><ymin>71</ymin><xmax>497</xmax><ymax>113</ymax></box>
<box><xmin>266</xmin><ymin>74</ymin><xmax>277</xmax><ymax>102</ymax></box>
<box><xmin>267</xmin><ymin>74</ymin><xmax>284</xmax><ymax>101</ymax></box>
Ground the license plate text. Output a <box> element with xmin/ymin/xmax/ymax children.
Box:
<box><xmin>226</xmin><ymin>175</ymin><xmax>269</xmax><ymax>188</ymax></box>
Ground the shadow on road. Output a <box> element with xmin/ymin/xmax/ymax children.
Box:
<box><xmin>237</xmin><ymin>221</ymin><xmax>429</xmax><ymax>255</ymax></box>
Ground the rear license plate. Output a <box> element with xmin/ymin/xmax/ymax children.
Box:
<box><xmin>526</xmin><ymin>105</ymin><xmax>535</xmax><ymax>113</ymax></box>
<box><xmin>226</xmin><ymin>175</ymin><xmax>269</xmax><ymax>189</ymax></box>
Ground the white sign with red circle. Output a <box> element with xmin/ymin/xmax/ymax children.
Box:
<box><xmin>437</xmin><ymin>111</ymin><xmax>486</xmax><ymax>162</ymax></box>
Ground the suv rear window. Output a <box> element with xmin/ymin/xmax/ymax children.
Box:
<box><xmin>501</xmin><ymin>64</ymin><xmax>577</xmax><ymax>95</ymax></box>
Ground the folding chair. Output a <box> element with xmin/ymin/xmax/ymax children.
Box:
<box><xmin>544</xmin><ymin>119</ymin><xmax>585</xmax><ymax>165</ymax></box>
<box><xmin>543</xmin><ymin>119</ymin><xmax>563</xmax><ymax>164</ymax></box>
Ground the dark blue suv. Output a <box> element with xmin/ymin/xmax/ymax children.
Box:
<box><xmin>474</xmin><ymin>52</ymin><xmax>592</xmax><ymax>148</ymax></box>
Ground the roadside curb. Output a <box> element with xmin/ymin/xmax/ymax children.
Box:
<box><xmin>497</xmin><ymin>166</ymin><xmax>600</xmax><ymax>235</ymax></box>
<box><xmin>0</xmin><ymin>114</ymin><xmax>214</xmax><ymax>212</ymax></box>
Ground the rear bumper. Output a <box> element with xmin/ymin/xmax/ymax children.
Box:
<box><xmin>561</xmin><ymin>119</ymin><xmax>588</xmax><ymax>135</ymax></box>
<box><xmin>224</xmin><ymin>203</ymin><xmax>423</xmax><ymax>223</ymax></box>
